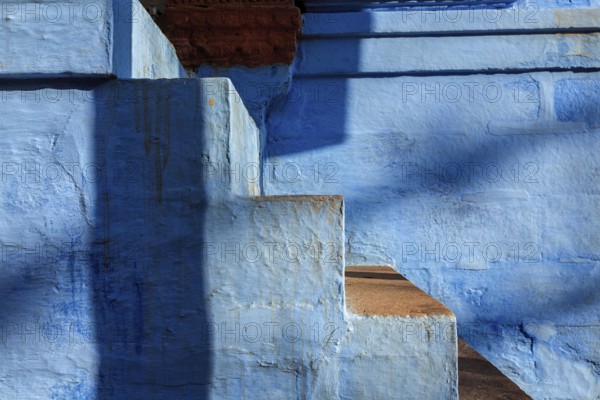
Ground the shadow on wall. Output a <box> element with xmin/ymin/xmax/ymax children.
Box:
<box><xmin>92</xmin><ymin>80</ymin><xmax>212</xmax><ymax>398</ymax></box>
<box><xmin>0</xmin><ymin>78</ymin><xmax>212</xmax><ymax>398</ymax></box>
<box><xmin>264</xmin><ymin>11</ymin><xmax>363</xmax><ymax>157</ymax></box>
<box><xmin>263</xmin><ymin>6</ymin><xmax>600</xmax><ymax>397</ymax></box>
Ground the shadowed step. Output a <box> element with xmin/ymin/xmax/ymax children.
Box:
<box><xmin>458</xmin><ymin>339</ymin><xmax>532</xmax><ymax>400</ymax></box>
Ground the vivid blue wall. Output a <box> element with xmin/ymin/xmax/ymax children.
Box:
<box><xmin>263</xmin><ymin>3</ymin><xmax>600</xmax><ymax>398</ymax></box>
<box><xmin>0</xmin><ymin>3</ymin><xmax>409</xmax><ymax>398</ymax></box>
<box><xmin>0</xmin><ymin>76</ymin><xmax>353</xmax><ymax>399</ymax></box>
<box><xmin>2</xmin><ymin>0</ymin><xmax>599</xmax><ymax>398</ymax></box>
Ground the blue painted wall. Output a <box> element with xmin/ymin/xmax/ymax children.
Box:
<box><xmin>0</xmin><ymin>75</ymin><xmax>457</xmax><ymax>399</ymax></box>
<box><xmin>0</xmin><ymin>0</ymin><xmax>185</xmax><ymax>78</ymax></box>
<box><xmin>1</xmin><ymin>4</ymin><xmax>459</xmax><ymax>396</ymax></box>
<box><xmin>2</xmin><ymin>0</ymin><xmax>599</xmax><ymax>398</ymax></box>
<box><xmin>263</xmin><ymin>3</ymin><xmax>600</xmax><ymax>398</ymax></box>
<box><xmin>0</xmin><ymin>77</ymin><xmax>352</xmax><ymax>399</ymax></box>
<box><xmin>0</xmin><ymin>3</ymin><xmax>352</xmax><ymax>397</ymax></box>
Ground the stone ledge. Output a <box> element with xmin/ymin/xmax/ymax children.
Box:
<box><xmin>296</xmin><ymin>33</ymin><xmax>600</xmax><ymax>77</ymax></box>
<box><xmin>302</xmin><ymin>7</ymin><xmax>600</xmax><ymax>37</ymax></box>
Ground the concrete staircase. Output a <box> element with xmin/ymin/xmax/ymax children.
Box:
<box><xmin>0</xmin><ymin>77</ymin><xmax>459</xmax><ymax>397</ymax></box>
<box><xmin>0</xmin><ymin>1</ymin><xmax>539</xmax><ymax>398</ymax></box>
<box><xmin>343</xmin><ymin>266</ymin><xmax>532</xmax><ymax>399</ymax></box>
<box><xmin>343</xmin><ymin>266</ymin><xmax>457</xmax><ymax>399</ymax></box>
<box><xmin>262</xmin><ymin>5</ymin><xmax>600</xmax><ymax>399</ymax></box>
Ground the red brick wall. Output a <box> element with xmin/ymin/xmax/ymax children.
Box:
<box><xmin>160</xmin><ymin>0</ymin><xmax>302</xmax><ymax>69</ymax></box>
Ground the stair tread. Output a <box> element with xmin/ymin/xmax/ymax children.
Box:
<box><xmin>345</xmin><ymin>266</ymin><xmax>453</xmax><ymax>317</ymax></box>
<box><xmin>458</xmin><ymin>339</ymin><xmax>532</xmax><ymax>400</ymax></box>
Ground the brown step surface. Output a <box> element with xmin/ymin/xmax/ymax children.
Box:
<box><xmin>458</xmin><ymin>339</ymin><xmax>532</xmax><ymax>400</ymax></box>
<box><xmin>344</xmin><ymin>266</ymin><xmax>453</xmax><ymax>317</ymax></box>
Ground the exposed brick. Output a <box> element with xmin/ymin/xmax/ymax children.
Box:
<box><xmin>160</xmin><ymin>0</ymin><xmax>301</xmax><ymax>69</ymax></box>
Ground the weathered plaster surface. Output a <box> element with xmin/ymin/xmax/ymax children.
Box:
<box><xmin>195</xmin><ymin>64</ymin><xmax>294</xmax><ymax>159</ymax></box>
<box><xmin>297</xmin><ymin>33</ymin><xmax>600</xmax><ymax>76</ymax></box>
<box><xmin>0</xmin><ymin>79</ymin><xmax>350</xmax><ymax>398</ymax></box>
<box><xmin>0</xmin><ymin>2</ymin><xmax>493</xmax><ymax>399</ymax></box>
<box><xmin>122</xmin><ymin>0</ymin><xmax>187</xmax><ymax>78</ymax></box>
<box><xmin>264</xmin><ymin>7</ymin><xmax>600</xmax><ymax>399</ymax></box>
<box><xmin>302</xmin><ymin>7</ymin><xmax>600</xmax><ymax>36</ymax></box>
<box><xmin>0</xmin><ymin>0</ymin><xmax>185</xmax><ymax>78</ymax></box>
<box><xmin>341</xmin><ymin>315</ymin><xmax>458</xmax><ymax>400</ymax></box>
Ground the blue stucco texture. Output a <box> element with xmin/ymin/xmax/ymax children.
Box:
<box><xmin>0</xmin><ymin>75</ymin><xmax>458</xmax><ymax>399</ymax></box>
<box><xmin>0</xmin><ymin>0</ymin><xmax>185</xmax><ymax>78</ymax></box>
<box><xmin>555</xmin><ymin>78</ymin><xmax>600</xmax><ymax>126</ymax></box>
<box><xmin>264</xmin><ymin>9</ymin><xmax>600</xmax><ymax>398</ymax></box>
<box><xmin>0</xmin><ymin>79</ymin><xmax>347</xmax><ymax>398</ymax></box>
<box><xmin>4</xmin><ymin>1</ymin><xmax>600</xmax><ymax>399</ymax></box>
